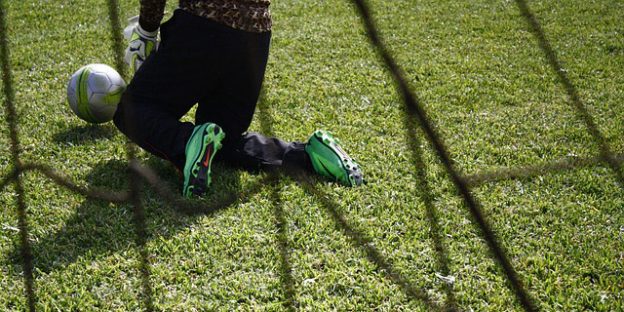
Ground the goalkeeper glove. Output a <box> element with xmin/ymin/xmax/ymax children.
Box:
<box><xmin>123</xmin><ymin>15</ymin><xmax>158</xmax><ymax>73</ymax></box>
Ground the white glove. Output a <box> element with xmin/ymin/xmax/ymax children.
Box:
<box><xmin>123</xmin><ymin>15</ymin><xmax>159</xmax><ymax>73</ymax></box>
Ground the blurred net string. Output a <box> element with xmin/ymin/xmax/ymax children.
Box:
<box><xmin>0</xmin><ymin>0</ymin><xmax>36</xmax><ymax>310</ymax></box>
<box><xmin>0</xmin><ymin>0</ymin><xmax>621</xmax><ymax>311</ymax></box>
<box><xmin>106</xmin><ymin>0</ymin><xmax>155</xmax><ymax>310</ymax></box>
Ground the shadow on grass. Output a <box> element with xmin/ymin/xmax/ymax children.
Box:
<box><xmin>7</xmin><ymin>158</ymin><xmax>259</xmax><ymax>278</ymax></box>
<box><xmin>292</xmin><ymin>174</ymin><xmax>444</xmax><ymax>311</ymax></box>
<box><xmin>53</xmin><ymin>124</ymin><xmax>117</xmax><ymax>145</ymax></box>
<box><xmin>514</xmin><ymin>0</ymin><xmax>624</xmax><ymax>187</ymax></box>
<box><xmin>404</xmin><ymin>114</ymin><xmax>457</xmax><ymax>311</ymax></box>
<box><xmin>255</xmin><ymin>92</ymin><xmax>298</xmax><ymax>311</ymax></box>
<box><xmin>54</xmin><ymin>124</ymin><xmax>117</xmax><ymax>145</ymax></box>
<box><xmin>256</xmin><ymin>92</ymin><xmax>443</xmax><ymax>310</ymax></box>
<box><xmin>266</xmin><ymin>178</ymin><xmax>297</xmax><ymax>311</ymax></box>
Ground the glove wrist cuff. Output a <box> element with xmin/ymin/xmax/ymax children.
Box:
<box><xmin>136</xmin><ymin>23</ymin><xmax>158</xmax><ymax>38</ymax></box>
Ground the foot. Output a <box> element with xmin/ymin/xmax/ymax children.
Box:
<box><xmin>183</xmin><ymin>123</ymin><xmax>225</xmax><ymax>197</ymax></box>
<box><xmin>304</xmin><ymin>130</ymin><xmax>364</xmax><ymax>186</ymax></box>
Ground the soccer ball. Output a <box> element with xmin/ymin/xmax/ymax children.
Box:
<box><xmin>67</xmin><ymin>64</ymin><xmax>126</xmax><ymax>124</ymax></box>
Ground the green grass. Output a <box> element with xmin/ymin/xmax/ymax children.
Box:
<box><xmin>1</xmin><ymin>0</ymin><xmax>623</xmax><ymax>310</ymax></box>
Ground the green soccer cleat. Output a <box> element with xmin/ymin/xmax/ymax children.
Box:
<box><xmin>183</xmin><ymin>123</ymin><xmax>225</xmax><ymax>198</ymax></box>
<box><xmin>305</xmin><ymin>130</ymin><xmax>364</xmax><ymax>186</ymax></box>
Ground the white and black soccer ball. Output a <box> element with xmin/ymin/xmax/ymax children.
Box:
<box><xmin>67</xmin><ymin>64</ymin><xmax>126</xmax><ymax>124</ymax></box>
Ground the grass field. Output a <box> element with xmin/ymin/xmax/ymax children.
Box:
<box><xmin>1</xmin><ymin>0</ymin><xmax>623</xmax><ymax>310</ymax></box>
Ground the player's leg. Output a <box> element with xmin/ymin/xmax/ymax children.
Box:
<box><xmin>114</xmin><ymin>9</ymin><xmax>223</xmax><ymax>184</ymax></box>
<box><xmin>116</xmin><ymin>10</ymin><xmax>234</xmax><ymax>197</ymax></box>
<box><xmin>193</xmin><ymin>27</ymin><xmax>314</xmax><ymax>173</ymax></box>
<box><xmin>193</xmin><ymin>25</ymin><xmax>363</xmax><ymax>186</ymax></box>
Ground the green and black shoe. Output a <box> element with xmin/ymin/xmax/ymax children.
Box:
<box><xmin>183</xmin><ymin>123</ymin><xmax>225</xmax><ymax>198</ymax></box>
<box><xmin>305</xmin><ymin>130</ymin><xmax>364</xmax><ymax>186</ymax></box>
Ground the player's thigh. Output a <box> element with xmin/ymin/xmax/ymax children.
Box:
<box><xmin>123</xmin><ymin>11</ymin><xmax>222</xmax><ymax>118</ymax></box>
<box><xmin>195</xmin><ymin>31</ymin><xmax>271</xmax><ymax>136</ymax></box>
<box><xmin>123</xmin><ymin>52</ymin><xmax>204</xmax><ymax>119</ymax></box>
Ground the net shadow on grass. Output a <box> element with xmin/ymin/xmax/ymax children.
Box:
<box><xmin>464</xmin><ymin>153</ymin><xmax>624</xmax><ymax>187</ymax></box>
<box><xmin>349</xmin><ymin>0</ymin><xmax>537</xmax><ymax>310</ymax></box>
<box><xmin>2</xmin><ymin>0</ymin><xmax>620</xmax><ymax>309</ymax></box>
<box><xmin>268</xmin><ymin>178</ymin><xmax>298</xmax><ymax>311</ymax></box>
<box><xmin>513</xmin><ymin>0</ymin><xmax>624</xmax><ymax>187</ymax></box>
<box><xmin>296</xmin><ymin>173</ymin><xmax>445</xmax><ymax>311</ymax></box>
<box><xmin>256</xmin><ymin>95</ymin><xmax>298</xmax><ymax>311</ymax></box>
<box><xmin>0</xmin><ymin>163</ymin><xmax>130</xmax><ymax>202</ymax></box>
<box><xmin>128</xmin><ymin>162</ymin><xmax>273</xmax><ymax>312</ymax></box>
<box><xmin>256</xmin><ymin>93</ymin><xmax>442</xmax><ymax>310</ymax></box>
<box><xmin>1</xmin><ymin>0</ymin><xmax>36</xmax><ymax>310</ymax></box>
<box><xmin>131</xmin><ymin>161</ymin><xmax>273</xmax><ymax>216</ymax></box>
<box><xmin>5</xmin><ymin>161</ymin><xmax>140</xmax><ymax>275</ymax></box>
<box><xmin>404</xmin><ymin>116</ymin><xmax>457</xmax><ymax>311</ymax></box>
<box><xmin>5</xmin><ymin>160</ymin><xmax>268</xmax><ymax>283</ymax></box>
